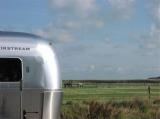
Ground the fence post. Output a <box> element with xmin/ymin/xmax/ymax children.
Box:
<box><xmin>148</xmin><ymin>85</ymin><xmax>151</xmax><ymax>101</ymax></box>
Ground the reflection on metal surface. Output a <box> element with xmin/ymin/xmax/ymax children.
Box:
<box><xmin>42</xmin><ymin>91</ymin><xmax>62</xmax><ymax>119</ymax></box>
<box><xmin>0</xmin><ymin>32</ymin><xmax>61</xmax><ymax>90</ymax></box>
<box><xmin>0</xmin><ymin>90</ymin><xmax>21</xmax><ymax>119</ymax></box>
<box><xmin>0</xmin><ymin>31</ymin><xmax>62</xmax><ymax>119</ymax></box>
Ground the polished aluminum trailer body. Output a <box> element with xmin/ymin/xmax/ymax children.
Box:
<box><xmin>0</xmin><ymin>31</ymin><xmax>62</xmax><ymax>119</ymax></box>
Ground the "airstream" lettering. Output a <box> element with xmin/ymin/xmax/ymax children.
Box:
<box><xmin>0</xmin><ymin>46</ymin><xmax>30</xmax><ymax>51</ymax></box>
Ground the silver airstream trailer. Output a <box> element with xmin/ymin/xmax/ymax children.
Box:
<box><xmin>0</xmin><ymin>31</ymin><xmax>62</xmax><ymax>119</ymax></box>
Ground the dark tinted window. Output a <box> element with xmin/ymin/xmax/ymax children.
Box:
<box><xmin>0</xmin><ymin>58</ymin><xmax>22</xmax><ymax>82</ymax></box>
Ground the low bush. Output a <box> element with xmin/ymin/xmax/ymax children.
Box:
<box><xmin>61</xmin><ymin>99</ymin><xmax>160</xmax><ymax>119</ymax></box>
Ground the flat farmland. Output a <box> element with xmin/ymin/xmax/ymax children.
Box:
<box><xmin>61</xmin><ymin>80</ymin><xmax>160</xmax><ymax>119</ymax></box>
<box><xmin>63</xmin><ymin>82</ymin><xmax>160</xmax><ymax>103</ymax></box>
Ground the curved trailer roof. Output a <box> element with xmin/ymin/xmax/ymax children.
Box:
<box><xmin>0</xmin><ymin>31</ymin><xmax>60</xmax><ymax>90</ymax></box>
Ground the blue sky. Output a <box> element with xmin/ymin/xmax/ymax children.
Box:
<box><xmin>0</xmin><ymin>0</ymin><xmax>160</xmax><ymax>80</ymax></box>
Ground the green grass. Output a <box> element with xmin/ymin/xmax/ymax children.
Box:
<box><xmin>63</xmin><ymin>83</ymin><xmax>160</xmax><ymax>103</ymax></box>
<box><xmin>61</xmin><ymin>82</ymin><xmax>160</xmax><ymax>119</ymax></box>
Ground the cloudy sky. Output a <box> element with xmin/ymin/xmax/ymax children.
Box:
<box><xmin>0</xmin><ymin>0</ymin><xmax>160</xmax><ymax>80</ymax></box>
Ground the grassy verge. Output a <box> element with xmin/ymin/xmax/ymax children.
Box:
<box><xmin>61</xmin><ymin>98</ymin><xmax>160</xmax><ymax>119</ymax></box>
<box><xmin>61</xmin><ymin>82</ymin><xmax>160</xmax><ymax>119</ymax></box>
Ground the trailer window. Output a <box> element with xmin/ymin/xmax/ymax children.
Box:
<box><xmin>0</xmin><ymin>58</ymin><xmax>22</xmax><ymax>82</ymax></box>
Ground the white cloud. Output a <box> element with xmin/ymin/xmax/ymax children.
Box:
<box><xmin>140</xmin><ymin>25</ymin><xmax>160</xmax><ymax>49</ymax></box>
<box><xmin>57</xmin><ymin>31</ymin><xmax>75</xmax><ymax>43</ymax></box>
<box><xmin>64</xmin><ymin>19</ymin><xmax>104</xmax><ymax>29</ymax></box>
<box><xmin>90</xmin><ymin>64</ymin><xmax>96</xmax><ymax>70</ymax></box>
<box><xmin>108</xmin><ymin>0</ymin><xmax>135</xmax><ymax>19</ymax></box>
<box><xmin>117</xmin><ymin>67</ymin><xmax>124</xmax><ymax>72</ymax></box>
<box><xmin>50</xmin><ymin>0</ymin><xmax>98</xmax><ymax>16</ymax></box>
<box><xmin>153</xmin><ymin>5</ymin><xmax>160</xmax><ymax>23</ymax></box>
<box><xmin>35</xmin><ymin>0</ymin><xmax>104</xmax><ymax>43</ymax></box>
<box><xmin>138</xmin><ymin>1</ymin><xmax>160</xmax><ymax>53</ymax></box>
<box><xmin>150</xmin><ymin>24</ymin><xmax>160</xmax><ymax>43</ymax></box>
<box><xmin>95</xmin><ymin>20</ymin><xmax>105</xmax><ymax>28</ymax></box>
<box><xmin>35</xmin><ymin>17</ymin><xmax>104</xmax><ymax>43</ymax></box>
<box><xmin>150</xmin><ymin>0</ymin><xmax>160</xmax><ymax>27</ymax></box>
<box><xmin>50</xmin><ymin>0</ymin><xmax>68</xmax><ymax>8</ymax></box>
<box><xmin>145</xmin><ymin>66</ymin><xmax>160</xmax><ymax>72</ymax></box>
<box><xmin>148</xmin><ymin>1</ymin><xmax>160</xmax><ymax>48</ymax></box>
<box><xmin>36</xmin><ymin>24</ymin><xmax>75</xmax><ymax>43</ymax></box>
<box><xmin>108</xmin><ymin>0</ymin><xmax>135</xmax><ymax>9</ymax></box>
<box><xmin>149</xmin><ymin>1</ymin><xmax>160</xmax><ymax>48</ymax></box>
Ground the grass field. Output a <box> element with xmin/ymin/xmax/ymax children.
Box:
<box><xmin>61</xmin><ymin>81</ymin><xmax>160</xmax><ymax>119</ymax></box>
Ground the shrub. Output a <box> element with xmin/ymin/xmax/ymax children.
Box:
<box><xmin>61</xmin><ymin>99</ymin><xmax>159</xmax><ymax>119</ymax></box>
